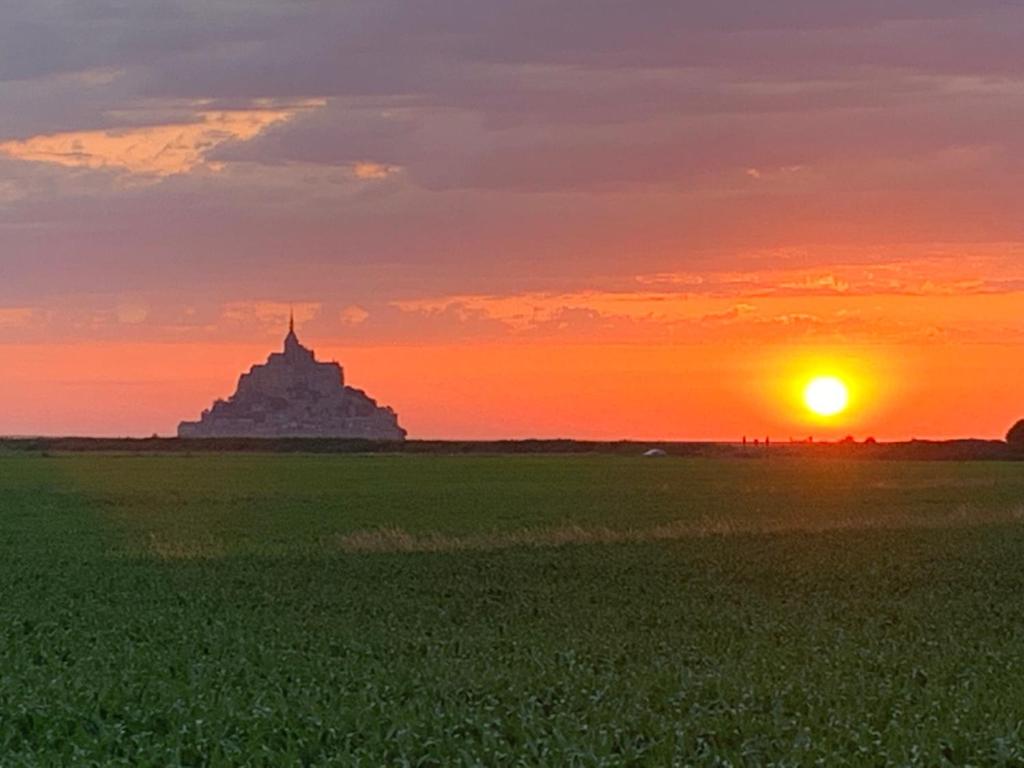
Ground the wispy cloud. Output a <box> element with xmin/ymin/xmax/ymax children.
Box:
<box><xmin>352</xmin><ymin>161</ymin><xmax>402</xmax><ymax>181</ymax></box>
<box><xmin>634</xmin><ymin>254</ymin><xmax>1024</xmax><ymax>299</ymax></box>
<box><xmin>0</xmin><ymin>104</ymin><xmax>322</xmax><ymax>176</ymax></box>
<box><xmin>222</xmin><ymin>301</ymin><xmax>321</xmax><ymax>329</ymax></box>
<box><xmin>0</xmin><ymin>307</ymin><xmax>37</xmax><ymax>328</ymax></box>
<box><xmin>389</xmin><ymin>276</ymin><xmax>1024</xmax><ymax>345</ymax></box>
<box><xmin>340</xmin><ymin>305</ymin><xmax>370</xmax><ymax>325</ymax></box>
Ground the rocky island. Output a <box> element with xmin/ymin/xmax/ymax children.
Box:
<box><xmin>178</xmin><ymin>316</ymin><xmax>405</xmax><ymax>440</ymax></box>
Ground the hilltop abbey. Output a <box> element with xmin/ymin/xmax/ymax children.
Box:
<box><xmin>178</xmin><ymin>315</ymin><xmax>406</xmax><ymax>440</ymax></box>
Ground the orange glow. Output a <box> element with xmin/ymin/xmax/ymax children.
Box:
<box><xmin>2</xmin><ymin>258</ymin><xmax>1023</xmax><ymax>441</ymax></box>
<box><xmin>0</xmin><ymin>340</ymin><xmax>1021</xmax><ymax>441</ymax></box>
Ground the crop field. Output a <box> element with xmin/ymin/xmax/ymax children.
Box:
<box><xmin>3</xmin><ymin>452</ymin><xmax>1024</xmax><ymax>766</ymax></box>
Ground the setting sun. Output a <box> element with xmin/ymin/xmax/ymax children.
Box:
<box><xmin>804</xmin><ymin>376</ymin><xmax>850</xmax><ymax>417</ymax></box>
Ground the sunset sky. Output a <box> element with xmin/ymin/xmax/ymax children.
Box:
<box><xmin>3</xmin><ymin>2</ymin><xmax>1024</xmax><ymax>440</ymax></box>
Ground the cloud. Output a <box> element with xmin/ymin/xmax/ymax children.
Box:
<box><xmin>3</xmin><ymin>0</ymin><xmax>1024</xmax><ymax>345</ymax></box>
<box><xmin>352</xmin><ymin>161</ymin><xmax>401</xmax><ymax>181</ymax></box>
<box><xmin>700</xmin><ymin>304</ymin><xmax>757</xmax><ymax>324</ymax></box>
<box><xmin>0</xmin><ymin>106</ymin><xmax>315</xmax><ymax>176</ymax></box>
<box><xmin>116</xmin><ymin>300</ymin><xmax>149</xmax><ymax>324</ymax></box>
<box><xmin>388</xmin><ymin>270</ymin><xmax>1024</xmax><ymax>345</ymax></box>
<box><xmin>340</xmin><ymin>305</ymin><xmax>370</xmax><ymax>325</ymax></box>
<box><xmin>0</xmin><ymin>307</ymin><xmax>36</xmax><ymax>328</ymax></box>
<box><xmin>222</xmin><ymin>301</ymin><xmax>320</xmax><ymax>329</ymax></box>
<box><xmin>634</xmin><ymin>254</ymin><xmax>1024</xmax><ymax>298</ymax></box>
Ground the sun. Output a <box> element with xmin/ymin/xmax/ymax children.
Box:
<box><xmin>803</xmin><ymin>376</ymin><xmax>849</xmax><ymax>417</ymax></box>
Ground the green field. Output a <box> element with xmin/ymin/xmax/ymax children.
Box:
<box><xmin>3</xmin><ymin>453</ymin><xmax>1024</xmax><ymax>765</ymax></box>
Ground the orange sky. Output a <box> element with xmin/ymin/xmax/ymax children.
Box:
<box><xmin>4</xmin><ymin>255</ymin><xmax>1024</xmax><ymax>439</ymax></box>
<box><xmin>1</xmin><ymin>333</ymin><xmax>1019</xmax><ymax>440</ymax></box>
<box><xmin>2</xmin><ymin>3</ymin><xmax>1024</xmax><ymax>438</ymax></box>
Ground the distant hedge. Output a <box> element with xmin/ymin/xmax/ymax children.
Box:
<box><xmin>1</xmin><ymin>436</ymin><xmax>1022</xmax><ymax>460</ymax></box>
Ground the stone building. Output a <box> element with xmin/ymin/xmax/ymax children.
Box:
<box><xmin>178</xmin><ymin>315</ymin><xmax>406</xmax><ymax>439</ymax></box>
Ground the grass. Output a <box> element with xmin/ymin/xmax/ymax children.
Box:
<box><xmin>3</xmin><ymin>453</ymin><xmax>1024</xmax><ymax>765</ymax></box>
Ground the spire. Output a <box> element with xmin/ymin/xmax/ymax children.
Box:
<box><xmin>284</xmin><ymin>306</ymin><xmax>301</xmax><ymax>354</ymax></box>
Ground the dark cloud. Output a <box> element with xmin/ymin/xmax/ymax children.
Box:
<box><xmin>2</xmin><ymin>0</ymin><xmax>1024</xmax><ymax>314</ymax></box>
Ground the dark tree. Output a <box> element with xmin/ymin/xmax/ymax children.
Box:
<box><xmin>1007</xmin><ymin>420</ymin><xmax>1024</xmax><ymax>451</ymax></box>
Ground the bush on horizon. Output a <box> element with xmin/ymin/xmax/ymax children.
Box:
<box><xmin>1008</xmin><ymin>420</ymin><xmax>1024</xmax><ymax>451</ymax></box>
